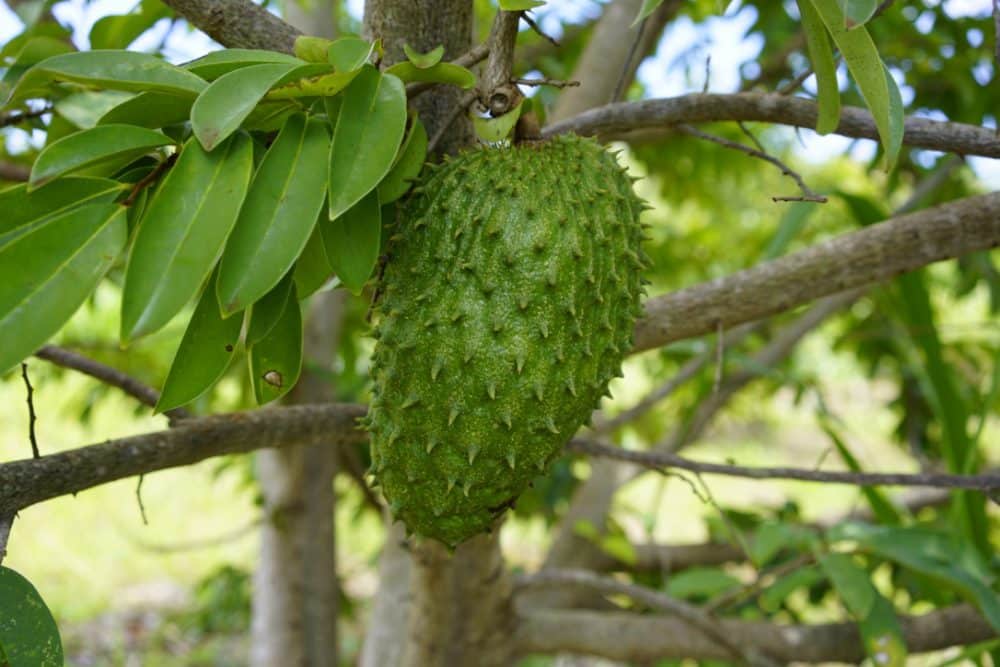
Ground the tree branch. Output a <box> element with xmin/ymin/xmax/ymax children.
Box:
<box><xmin>543</xmin><ymin>92</ymin><xmax>1000</xmax><ymax>159</ymax></box>
<box><xmin>515</xmin><ymin>605</ymin><xmax>996</xmax><ymax>663</ymax></box>
<box><xmin>0</xmin><ymin>161</ymin><xmax>30</xmax><ymax>182</ymax></box>
<box><xmin>0</xmin><ymin>403</ymin><xmax>366</xmax><ymax>515</ymax></box>
<box><xmin>631</xmin><ymin>191</ymin><xmax>1000</xmax><ymax>354</ymax></box>
<box><xmin>34</xmin><ymin>344</ymin><xmax>191</xmax><ymax>423</ymax></box>
<box><xmin>160</xmin><ymin>0</ymin><xmax>302</xmax><ymax>53</ymax></box>
<box><xmin>566</xmin><ymin>437</ymin><xmax>1000</xmax><ymax>492</ymax></box>
<box><xmin>0</xmin><ymin>515</ymin><xmax>13</xmax><ymax>567</ymax></box>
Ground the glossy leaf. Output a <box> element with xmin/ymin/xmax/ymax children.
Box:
<box><xmin>246</xmin><ymin>275</ymin><xmax>293</xmax><ymax>345</ymax></box>
<box><xmin>29</xmin><ymin>124</ymin><xmax>172</xmax><ymax>188</ymax></box>
<box><xmin>403</xmin><ymin>43</ymin><xmax>444</xmax><ymax>68</ymax></box>
<box><xmin>216</xmin><ymin>114</ymin><xmax>329</xmax><ymax>314</ymax></box>
<box><xmin>8</xmin><ymin>50</ymin><xmax>206</xmax><ymax>106</ymax></box>
<box><xmin>0</xmin><ymin>567</ymin><xmax>63</xmax><ymax>666</ymax></box>
<box><xmin>294</xmin><ymin>36</ymin><xmax>333</xmax><ymax>63</ymax></box>
<box><xmin>266</xmin><ymin>69</ymin><xmax>360</xmax><ymax>100</ymax></box>
<box><xmin>191</xmin><ymin>62</ymin><xmax>303</xmax><ymax>151</ymax></box>
<box><xmin>294</xmin><ymin>221</ymin><xmax>333</xmax><ymax>298</ymax></box>
<box><xmin>384</xmin><ymin>61</ymin><xmax>475</xmax><ymax>89</ymax></box>
<box><xmin>842</xmin><ymin>0</ymin><xmax>878</xmax><ymax>28</ymax></box>
<box><xmin>472</xmin><ymin>99</ymin><xmax>523</xmax><ymax>142</ymax></box>
<box><xmin>327</xmin><ymin>66</ymin><xmax>406</xmax><ymax>220</ymax></box>
<box><xmin>328</xmin><ymin>36</ymin><xmax>374</xmax><ymax>72</ymax></box>
<box><xmin>807</xmin><ymin>0</ymin><xmax>902</xmax><ymax>168</ymax></box>
<box><xmin>0</xmin><ymin>203</ymin><xmax>126</xmax><ymax>373</ymax></box>
<box><xmin>183</xmin><ymin>49</ymin><xmax>305</xmax><ymax>80</ymax></box>
<box><xmin>99</xmin><ymin>91</ymin><xmax>193</xmax><ymax>128</ymax></box>
<box><xmin>797</xmin><ymin>0</ymin><xmax>840</xmax><ymax>134</ymax></box>
<box><xmin>89</xmin><ymin>0</ymin><xmax>170</xmax><ymax>50</ymax></box>
<box><xmin>322</xmin><ymin>190</ymin><xmax>381</xmax><ymax>295</ymax></box>
<box><xmin>156</xmin><ymin>271</ymin><xmax>243</xmax><ymax>413</ymax></box>
<box><xmin>248</xmin><ymin>281</ymin><xmax>302</xmax><ymax>405</ymax></box>
<box><xmin>377</xmin><ymin>116</ymin><xmax>427</xmax><ymax>203</ymax></box>
<box><xmin>121</xmin><ymin>134</ymin><xmax>253</xmax><ymax>342</ymax></box>
<box><xmin>54</xmin><ymin>90</ymin><xmax>132</xmax><ymax>128</ymax></box>
<box><xmin>0</xmin><ymin>177</ymin><xmax>125</xmax><ymax>248</ymax></box>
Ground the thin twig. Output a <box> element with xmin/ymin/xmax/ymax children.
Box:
<box><xmin>514</xmin><ymin>77</ymin><xmax>579</xmax><ymax>89</ymax></box>
<box><xmin>34</xmin><ymin>345</ymin><xmax>191</xmax><ymax>422</ymax></box>
<box><xmin>516</xmin><ymin>569</ymin><xmax>777</xmax><ymax>667</ymax></box>
<box><xmin>21</xmin><ymin>363</ymin><xmax>39</xmax><ymax>459</ymax></box>
<box><xmin>677</xmin><ymin>123</ymin><xmax>827</xmax><ymax>203</ymax></box>
<box><xmin>123</xmin><ymin>152</ymin><xmax>177</xmax><ymax>207</ymax></box>
<box><xmin>567</xmin><ymin>437</ymin><xmax>1000</xmax><ymax>492</ymax></box>
<box><xmin>520</xmin><ymin>13</ymin><xmax>559</xmax><ymax>47</ymax></box>
<box><xmin>611</xmin><ymin>16</ymin><xmax>647</xmax><ymax>104</ymax></box>
<box><xmin>136</xmin><ymin>475</ymin><xmax>148</xmax><ymax>525</ymax></box>
<box><xmin>130</xmin><ymin>516</ymin><xmax>262</xmax><ymax>553</ymax></box>
<box><xmin>777</xmin><ymin>66</ymin><xmax>815</xmax><ymax>95</ymax></box>
<box><xmin>705</xmin><ymin>553</ymin><xmax>815</xmax><ymax>614</ymax></box>
<box><xmin>427</xmin><ymin>90</ymin><xmax>477</xmax><ymax>155</ymax></box>
<box><xmin>0</xmin><ymin>515</ymin><xmax>13</xmax><ymax>567</ymax></box>
<box><xmin>0</xmin><ymin>105</ymin><xmax>52</xmax><ymax>128</ymax></box>
<box><xmin>713</xmin><ymin>320</ymin><xmax>724</xmax><ymax>395</ymax></box>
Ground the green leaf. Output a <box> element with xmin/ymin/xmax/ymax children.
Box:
<box><xmin>377</xmin><ymin>116</ymin><xmax>427</xmax><ymax>204</ymax></box>
<box><xmin>0</xmin><ymin>36</ymin><xmax>74</xmax><ymax>101</ymax></box>
<box><xmin>384</xmin><ymin>61</ymin><xmax>476</xmax><ymax>89</ymax></box>
<box><xmin>403</xmin><ymin>43</ymin><xmax>444</xmax><ymax>68</ymax></box>
<box><xmin>0</xmin><ymin>177</ymin><xmax>125</xmax><ymax>249</ymax></box>
<box><xmin>761</xmin><ymin>201</ymin><xmax>815</xmax><ymax>260</ymax></box>
<box><xmin>0</xmin><ymin>567</ymin><xmax>63</xmax><ymax>666</ymax></box>
<box><xmin>322</xmin><ymin>190</ymin><xmax>381</xmax><ymax>295</ymax></box>
<box><xmin>246</xmin><ymin>275</ymin><xmax>293</xmax><ymax>345</ymax></box>
<box><xmin>472</xmin><ymin>99</ymin><xmax>523</xmax><ymax>142</ymax></box>
<box><xmin>121</xmin><ymin>134</ymin><xmax>253</xmax><ymax>342</ymax></box>
<box><xmin>266</xmin><ymin>69</ymin><xmax>361</xmax><ymax>100</ymax></box>
<box><xmin>820</xmin><ymin>553</ymin><xmax>907</xmax><ymax>666</ymax></box>
<box><xmin>183</xmin><ymin>49</ymin><xmax>306</xmax><ymax>80</ymax></box>
<box><xmin>818</xmin><ymin>416</ymin><xmax>902</xmax><ymax>525</ymax></box>
<box><xmin>0</xmin><ymin>203</ymin><xmax>126</xmax><ymax>373</ymax></box>
<box><xmin>797</xmin><ymin>0</ymin><xmax>840</xmax><ymax>134</ymax></box>
<box><xmin>294</xmin><ymin>36</ymin><xmax>333</xmax><ymax>63</ymax></box>
<box><xmin>54</xmin><ymin>90</ymin><xmax>133</xmax><ymax>128</ymax></box>
<box><xmin>842</xmin><ymin>0</ymin><xmax>878</xmax><ymax>28</ymax></box>
<box><xmin>806</xmin><ymin>0</ymin><xmax>902</xmax><ymax>168</ymax></box>
<box><xmin>29</xmin><ymin>124</ymin><xmax>172</xmax><ymax>188</ymax></box>
<box><xmin>191</xmin><ymin>62</ymin><xmax>303</xmax><ymax>151</ymax></box>
<box><xmin>8</xmin><ymin>50</ymin><xmax>206</xmax><ymax>106</ymax></box>
<box><xmin>632</xmin><ymin>0</ymin><xmax>663</xmax><ymax>25</ymax></box>
<box><xmin>499</xmin><ymin>0</ymin><xmax>545</xmax><ymax>8</ymax></box>
<box><xmin>156</xmin><ymin>271</ymin><xmax>242</xmax><ymax>413</ymax></box>
<box><xmin>216</xmin><ymin>114</ymin><xmax>329</xmax><ymax>314</ymax></box>
<box><xmin>88</xmin><ymin>0</ymin><xmax>170</xmax><ymax>50</ymax></box>
<box><xmin>248</xmin><ymin>281</ymin><xmax>302</xmax><ymax>405</ymax></box>
<box><xmin>665</xmin><ymin>567</ymin><xmax>742</xmax><ymax>599</ymax></box>
<box><xmin>293</xmin><ymin>220</ymin><xmax>333</xmax><ymax>299</ymax></box>
<box><xmin>759</xmin><ymin>565</ymin><xmax>824</xmax><ymax>612</ymax></box>
<box><xmin>327</xmin><ymin>36</ymin><xmax>374</xmax><ymax>72</ymax></box>
<box><xmin>98</xmin><ymin>91</ymin><xmax>193</xmax><ymax>128</ymax></box>
<box><xmin>749</xmin><ymin>521</ymin><xmax>817</xmax><ymax>566</ymax></box>
<box><xmin>327</xmin><ymin>66</ymin><xmax>406</xmax><ymax>220</ymax></box>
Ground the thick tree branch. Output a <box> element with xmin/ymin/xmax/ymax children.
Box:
<box><xmin>515</xmin><ymin>605</ymin><xmax>996</xmax><ymax>663</ymax></box>
<box><xmin>543</xmin><ymin>92</ymin><xmax>1000</xmax><ymax>159</ymax></box>
<box><xmin>566</xmin><ymin>437</ymin><xmax>1000</xmax><ymax>492</ymax></box>
<box><xmin>160</xmin><ymin>0</ymin><xmax>302</xmax><ymax>53</ymax></box>
<box><xmin>0</xmin><ymin>403</ymin><xmax>366</xmax><ymax>515</ymax></box>
<box><xmin>631</xmin><ymin>191</ymin><xmax>1000</xmax><ymax>354</ymax></box>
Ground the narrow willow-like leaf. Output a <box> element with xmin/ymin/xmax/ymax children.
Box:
<box><xmin>191</xmin><ymin>62</ymin><xmax>304</xmax><ymax>151</ymax></box>
<box><xmin>807</xmin><ymin>0</ymin><xmax>902</xmax><ymax>168</ymax></box>
<box><xmin>0</xmin><ymin>177</ymin><xmax>125</xmax><ymax>248</ymax></box>
<box><xmin>99</xmin><ymin>91</ymin><xmax>193</xmax><ymax>128</ymax></box>
<box><xmin>327</xmin><ymin>36</ymin><xmax>374</xmax><ymax>72</ymax></box>
<box><xmin>403</xmin><ymin>43</ymin><xmax>444</xmax><ymax>68</ymax></box>
<box><xmin>843</xmin><ymin>0</ymin><xmax>878</xmax><ymax>28</ymax></box>
<box><xmin>0</xmin><ymin>567</ymin><xmax>64</xmax><ymax>666</ymax></box>
<box><xmin>121</xmin><ymin>134</ymin><xmax>252</xmax><ymax>342</ymax></box>
<box><xmin>293</xmin><ymin>221</ymin><xmax>333</xmax><ymax>298</ymax></box>
<box><xmin>631</xmin><ymin>0</ymin><xmax>663</xmax><ymax>25</ymax></box>
<box><xmin>0</xmin><ymin>203</ymin><xmax>126</xmax><ymax>373</ymax></box>
<box><xmin>378</xmin><ymin>116</ymin><xmax>427</xmax><ymax>204</ymax></box>
<box><xmin>29</xmin><ymin>124</ymin><xmax>172</xmax><ymax>188</ymax></box>
<box><xmin>7</xmin><ymin>50</ymin><xmax>206</xmax><ymax>106</ymax></box>
<box><xmin>183</xmin><ymin>49</ymin><xmax>305</xmax><ymax>80</ymax></box>
<box><xmin>247</xmin><ymin>274</ymin><xmax>293</xmax><ymax>345</ymax></box>
<box><xmin>818</xmin><ymin>416</ymin><xmax>902</xmax><ymax>525</ymax></box>
<box><xmin>322</xmin><ymin>190</ymin><xmax>380</xmax><ymax>295</ymax></box>
<box><xmin>156</xmin><ymin>271</ymin><xmax>243</xmax><ymax>413</ymax></box>
<box><xmin>327</xmin><ymin>66</ymin><xmax>406</xmax><ymax>220</ymax></box>
<box><xmin>216</xmin><ymin>114</ymin><xmax>329</xmax><ymax>314</ymax></box>
<box><xmin>248</xmin><ymin>282</ymin><xmax>302</xmax><ymax>405</ymax></box>
<box><xmin>797</xmin><ymin>0</ymin><xmax>840</xmax><ymax>134</ymax></box>
<box><xmin>384</xmin><ymin>61</ymin><xmax>475</xmax><ymax>89</ymax></box>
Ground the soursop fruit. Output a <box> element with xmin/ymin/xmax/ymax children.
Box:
<box><xmin>366</xmin><ymin>134</ymin><xmax>648</xmax><ymax>546</ymax></box>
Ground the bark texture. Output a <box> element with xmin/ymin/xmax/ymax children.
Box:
<box><xmin>161</xmin><ymin>0</ymin><xmax>302</xmax><ymax>52</ymax></box>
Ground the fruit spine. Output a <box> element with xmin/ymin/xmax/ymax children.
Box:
<box><xmin>365</xmin><ymin>134</ymin><xmax>648</xmax><ymax>546</ymax></box>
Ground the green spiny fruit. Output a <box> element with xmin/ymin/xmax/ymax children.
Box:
<box><xmin>367</xmin><ymin>134</ymin><xmax>648</xmax><ymax>546</ymax></box>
